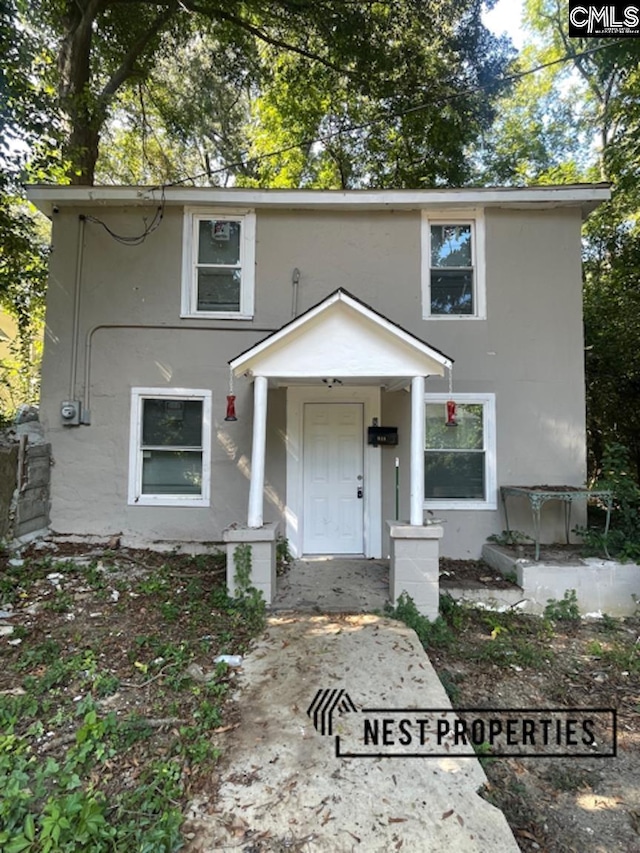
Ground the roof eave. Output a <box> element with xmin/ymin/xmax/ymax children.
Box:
<box><xmin>25</xmin><ymin>183</ymin><xmax>612</xmax><ymax>219</ymax></box>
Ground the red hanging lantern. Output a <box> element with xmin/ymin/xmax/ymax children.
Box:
<box><xmin>446</xmin><ymin>399</ymin><xmax>457</xmax><ymax>427</ymax></box>
<box><xmin>225</xmin><ymin>394</ymin><xmax>237</xmax><ymax>422</ymax></box>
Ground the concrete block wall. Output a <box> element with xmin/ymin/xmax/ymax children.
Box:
<box><xmin>0</xmin><ymin>438</ymin><xmax>51</xmax><ymax>540</ymax></box>
<box><xmin>15</xmin><ymin>443</ymin><xmax>52</xmax><ymax>537</ymax></box>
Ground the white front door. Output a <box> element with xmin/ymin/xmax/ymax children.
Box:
<box><xmin>302</xmin><ymin>402</ymin><xmax>364</xmax><ymax>554</ymax></box>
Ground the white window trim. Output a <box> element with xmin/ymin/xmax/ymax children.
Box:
<box><xmin>181</xmin><ymin>206</ymin><xmax>256</xmax><ymax>319</ymax></box>
<box><xmin>421</xmin><ymin>209</ymin><xmax>486</xmax><ymax>320</ymax></box>
<box><xmin>128</xmin><ymin>387</ymin><xmax>212</xmax><ymax>507</ymax></box>
<box><xmin>424</xmin><ymin>392</ymin><xmax>496</xmax><ymax>510</ymax></box>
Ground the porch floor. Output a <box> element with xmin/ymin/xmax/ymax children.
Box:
<box><xmin>270</xmin><ymin>556</ymin><xmax>390</xmax><ymax>612</ymax></box>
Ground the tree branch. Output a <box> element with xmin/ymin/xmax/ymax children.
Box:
<box><xmin>108</xmin><ymin>0</ymin><xmax>356</xmax><ymax>76</ymax></box>
<box><xmin>99</xmin><ymin>5</ymin><xmax>176</xmax><ymax>105</ymax></box>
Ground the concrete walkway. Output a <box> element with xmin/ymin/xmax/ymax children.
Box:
<box><xmin>271</xmin><ymin>557</ymin><xmax>390</xmax><ymax>613</ymax></box>
<box><xmin>185</xmin><ymin>613</ymin><xmax>520</xmax><ymax>852</ymax></box>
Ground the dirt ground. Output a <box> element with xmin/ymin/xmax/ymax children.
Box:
<box><xmin>1</xmin><ymin>540</ymin><xmax>638</xmax><ymax>852</ymax></box>
<box><xmin>428</xmin><ymin>606</ymin><xmax>640</xmax><ymax>853</ymax></box>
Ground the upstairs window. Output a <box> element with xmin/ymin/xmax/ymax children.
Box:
<box><xmin>422</xmin><ymin>212</ymin><xmax>485</xmax><ymax>319</ymax></box>
<box><xmin>424</xmin><ymin>393</ymin><xmax>496</xmax><ymax>510</ymax></box>
<box><xmin>182</xmin><ymin>208</ymin><xmax>256</xmax><ymax>318</ymax></box>
<box><xmin>128</xmin><ymin>388</ymin><xmax>211</xmax><ymax>507</ymax></box>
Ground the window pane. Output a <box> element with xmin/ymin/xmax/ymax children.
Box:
<box><xmin>425</xmin><ymin>451</ymin><xmax>485</xmax><ymax>500</ymax></box>
<box><xmin>430</xmin><ymin>270</ymin><xmax>473</xmax><ymax>314</ymax></box>
<box><xmin>426</xmin><ymin>403</ymin><xmax>483</xmax><ymax>450</ymax></box>
<box><xmin>431</xmin><ymin>224</ymin><xmax>472</xmax><ymax>267</ymax></box>
<box><xmin>142</xmin><ymin>399</ymin><xmax>203</xmax><ymax>447</ymax></box>
<box><xmin>197</xmin><ymin>268</ymin><xmax>241</xmax><ymax>312</ymax></box>
<box><xmin>198</xmin><ymin>220</ymin><xmax>241</xmax><ymax>265</ymax></box>
<box><xmin>142</xmin><ymin>450</ymin><xmax>203</xmax><ymax>495</ymax></box>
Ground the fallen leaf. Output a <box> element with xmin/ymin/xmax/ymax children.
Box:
<box><xmin>516</xmin><ymin>830</ymin><xmax>541</xmax><ymax>842</ymax></box>
<box><xmin>212</xmin><ymin>724</ymin><xmax>238</xmax><ymax>734</ymax></box>
<box><xmin>456</xmin><ymin>815</ymin><xmax>464</xmax><ymax>827</ymax></box>
<box><xmin>322</xmin><ymin>811</ymin><xmax>332</xmax><ymax>825</ymax></box>
<box><xmin>441</xmin><ymin>809</ymin><xmax>454</xmax><ymax>820</ymax></box>
<box><xmin>389</xmin><ymin>817</ymin><xmax>407</xmax><ymax>824</ymax></box>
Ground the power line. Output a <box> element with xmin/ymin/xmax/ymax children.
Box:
<box><xmin>160</xmin><ymin>38</ymin><xmax>629</xmax><ymax>189</ymax></box>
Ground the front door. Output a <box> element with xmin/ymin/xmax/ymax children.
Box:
<box><xmin>302</xmin><ymin>402</ymin><xmax>364</xmax><ymax>554</ymax></box>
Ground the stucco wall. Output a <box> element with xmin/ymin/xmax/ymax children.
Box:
<box><xmin>40</xmin><ymin>203</ymin><xmax>587</xmax><ymax>556</ymax></box>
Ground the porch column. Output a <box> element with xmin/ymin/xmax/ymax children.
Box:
<box><xmin>248</xmin><ymin>375</ymin><xmax>268</xmax><ymax>528</ymax></box>
<box><xmin>410</xmin><ymin>375</ymin><xmax>425</xmax><ymax>526</ymax></box>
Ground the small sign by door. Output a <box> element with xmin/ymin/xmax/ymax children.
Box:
<box><xmin>367</xmin><ymin>426</ymin><xmax>398</xmax><ymax>447</ymax></box>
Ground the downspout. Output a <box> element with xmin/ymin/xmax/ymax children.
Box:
<box><xmin>69</xmin><ymin>215</ymin><xmax>86</xmax><ymax>401</ymax></box>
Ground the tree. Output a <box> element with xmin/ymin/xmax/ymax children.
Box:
<box><xmin>496</xmin><ymin>0</ymin><xmax>640</xmax><ymax>477</ymax></box>
<box><xmin>21</xmin><ymin>0</ymin><xmax>514</xmax><ymax>187</ymax></box>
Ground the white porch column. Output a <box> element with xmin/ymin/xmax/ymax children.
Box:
<box><xmin>410</xmin><ymin>375</ymin><xmax>425</xmax><ymax>526</ymax></box>
<box><xmin>248</xmin><ymin>375</ymin><xmax>268</xmax><ymax>528</ymax></box>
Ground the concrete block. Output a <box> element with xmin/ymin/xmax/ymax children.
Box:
<box><xmin>223</xmin><ymin>522</ymin><xmax>279</xmax><ymax>604</ymax></box>
<box><xmin>26</xmin><ymin>460</ymin><xmax>51</xmax><ymax>487</ymax></box>
<box><xmin>16</xmin><ymin>498</ymin><xmax>50</xmax><ymax>525</ymax></box>
<box><xmin>387</xmin><ymin>521</ymin><xmax>443</xmax><ymax>620</ymax></box>
<box><xmin>482</xmin><ymin>542</ymin><xmax>640</xmax><ymax>616</ymax></box>
<box><xmin>15</xmin><ymin>517</ymin><xmax>50</xmax><ymax>537</ymax></box>
<box><xmin>25</xmin><ymin>443</ymin><xmax>51</xmax><ymax>459</ymax></box>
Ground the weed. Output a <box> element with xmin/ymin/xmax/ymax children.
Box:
<box><xmin>43</xmin><ymin>589</ymin><xmax>73</xmax><ymax>614</ymax></box>
<box><xmin>600</xmin><ymin>613</ymin><xmax>619</xmax><ymax>632</ymax></box>
<box><xmin>233</xmin><ymin>544</ymin><xmax>253</xmax><ymax>595</ymax></box>
<box><xmin>276</xmin><ymin>535</ymin><xmax>294</xmax><ymax>575</ymax></box>
<box><xmin>160</xmin><ymin>600</ymin><xmax>181</xmax><ymax>622</ymax></box>
<box><xmin>544</xmin><ymin>589</ymin><xmax>580</xmax><ymax>623</ymax></box>
<box><xmin>544</xmin><ymin>765</ymin><xmax>595</xmax><ymax>792</ymax></box>
<box><xmin>438</xmin><ymin>670</ymin><xmax>462</xmax><ymax>703</ymax></box>
<box><xmin>137</xmin><ymin>574</ymin><xmax>170</xmax><ymax>596</ymax></box>
<box><xmin>386</xmin><ymin>592</ymin><xmax>455</xmax><ymax>650</ymax></box>
<box><xmin>16</xmin><ymin>639</ymin><xmax>61</xmax><ymax>671</ymax></box>
<box><xmin>472</xmin><ymin>633</ymin><xmax>553</xmax><ymax>668</ymax></box>
<box><xmin>575</xmin><ymin>443</ymin><xmax>640</xmax><ymax>560</ymax></box>
<box><xmin>487</xmin><ymin>530</ymin><xmax>532</xmax><ymax>547</ymax></box>
<box><xmin>473</xmin><ymin>740</ymin><xmax>495</xmax><ymax>768</ymax></box>
<box><xmin>93</xmin><ymin>672</ymin><xmax>120</xmax><ymax>698</ymax></box>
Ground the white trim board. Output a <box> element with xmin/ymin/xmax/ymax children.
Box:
<box><xmin>27</xmin><ymin>184</ymin><xmax>611</xmax><ymax>218</ymax></box>
<box><xmin>128</xmin><ymin>387</ymin><xmax>212</xmax><ymax>507</ymax></box>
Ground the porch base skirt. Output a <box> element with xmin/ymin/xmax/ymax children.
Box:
<box><xmin>387</xmin><ymin>521</ymin><xmax>444</xmax><ymax>621</ymax></box>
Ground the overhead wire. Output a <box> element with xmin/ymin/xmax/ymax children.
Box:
<box><xmin>160</xmin><ymin>38</ymin><xmax>630</xmax><ymax>188</ymax></box>
<box><xmin>87</xmin><ymin>38</ymin><xmax>627</xmax><ymax>243</ymax></box>
<box><xmin>82</xmin><ymin>186</ymin><xmax>166</xmax><ymax>245</ymax></box>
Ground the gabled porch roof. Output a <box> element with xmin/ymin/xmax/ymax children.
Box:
<box><xmin>229</xmin><ymin>289</ymin><xmax>453</xmax><ymax>387</ymax></box>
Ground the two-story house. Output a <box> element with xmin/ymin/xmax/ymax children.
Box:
<box><xmin>27</xmin><ymin>185</ymin><xmax>610</xmax><ymax>602</ymax></box>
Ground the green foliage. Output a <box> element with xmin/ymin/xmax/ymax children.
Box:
<box><xmin>575</xmin><ymin>443</ymin><xmax>640</xmax><ymax>560</ymax></box>
<box><xmin>230</xmin><ymin>544</ymin><xmax>266</xmax><ymax>634</ymax></box>
<box><xmin>233</xmin><ymin>544</ymin><xmax>253</xmax><ymax>596</ymax></box>
<box><xmin>276</xmin><ymin>535</ymin><xmax>293</xmax><ymax>575</ymax></box>
<box><xmin>386</xmin><ymin>591</ymin><xmax>460</xmax><ymax>650</ymax></box>
<box><xmin>544</xmin><ymin>590</ymin><xmax>581</xmax><ymax>623</ymax></box>
<box><xmin>487</xmin><ymin>530</ymin><xmax>533</xmax><ymax>547</ymax></box>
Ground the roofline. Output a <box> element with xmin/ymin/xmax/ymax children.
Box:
<box><xmin>25</xmin><ymin>183</ymin><xmax>611</xmax><ymax>219</ymax></box>
<box><xmin>230</xmin><ymin>288</ymin><xmax>453</xmax><ymax>374</ymax></box>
